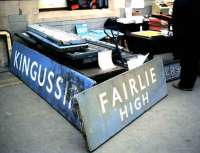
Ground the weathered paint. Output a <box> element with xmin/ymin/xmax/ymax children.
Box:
<box><xmin>76</xmin><ymin>57</ymin><xmax>168</xmax><ymax>151</ymax></box>
<box><xmin>10</xmin><ymin>41</ymin><xmax>96</xmax><ymax>130</ymax></box>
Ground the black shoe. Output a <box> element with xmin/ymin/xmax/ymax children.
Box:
<box><xmin>172</xmin><ymin>82</ymin><xmax>193</xmax><ymax>91</ymax></box>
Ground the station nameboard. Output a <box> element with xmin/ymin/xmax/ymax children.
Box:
<box><xmin>76</xmin><ymin>57</ymin><xmax>168</xmax><ymax>151</ymax></box>
<box><xmin>10</xmin><ymin>41</ymin><xmax>167</xmax><ymax>151</ymax></box>
<box><xmin>10</xmin><ymin>42</ymin><xmax>96</xmax><ymax>129</ymax></box>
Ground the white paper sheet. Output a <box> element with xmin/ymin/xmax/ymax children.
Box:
<box><xmin>125</xmin><ymin>8</ymin><xmax>133</xmax><ymax>18</ymax></box>
<box><xmin>98</xmin><ymin>50</ymin><xmax>116</xmax><ymax>71</ymax></box>
<box><xmin>131</xmin><ymin>0</ymin><xmax>144</xmax><ymax>8</ymax></box>
<box><xmin>117</xmin><ymin>16</ymin><xmax>144</xmax><ymax>24</ymax></box>
<box><xmin>39</xmin><ymin>0</ymin><xmax>67</xmax><ymax>9</ymax></box>
<box><xmin>127</xmin><ymin>53</ymin><xmax>149</xmax><ymax>70</ymax></box>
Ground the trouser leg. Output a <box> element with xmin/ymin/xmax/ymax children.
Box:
<box><xmin>179</xmin><ymin>49</ymin><xmax>199</xmax><ymax>88</ymax></box>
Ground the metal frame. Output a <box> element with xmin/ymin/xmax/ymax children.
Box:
<box><xmin>0</xmin><ymin>30</ymin><xmax>12</xmax><ymax>65</ymax></box>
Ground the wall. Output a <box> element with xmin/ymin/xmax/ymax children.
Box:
<box><xmin>0</xmin><ymin>0</ymin><xmax>153</xmax><ymax>33</ymax></box>
<box><xmin>0</xmin><ymin>0</ymin><xmax>153</xmax><ymax>67</ymax></box>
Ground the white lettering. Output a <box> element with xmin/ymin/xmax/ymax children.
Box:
<box><xmin>18</xmin><ymin>54</ymin><xmax>23</xmax><ymax>71</ymax></box>
<box><xmin>134</xmin><ymin>97</ymin><xmax>141</xmax><ymax>110</ymax></box>
<box><xmin>120</xmin><ymin>105</ymin><xmax>128</xmax><ymax>121</ymax></box>
<box><xmin>113</xmin><ymin>87</ymin><xmax>122</xmax><ymax>107</ymax></box>
<box><xmin>22</xmin><ymin>55</ymin><xmax>30</xmax><ymax>76</ymax></box>
<box><xmin>46</xmin><ymin>71</ymin><xmax>54</xmax><ymax>93</ymax></box>
<box><xmin>129</xmin><ymin>102</ymin><xmax>134</xmax><ymax>115</ymax></box>
<box><xmin>99</xmin><ymin>92</ymin><xmax>108</xmax><ymax>114</ymax></box>
<box><xmin>14</xmin><ymin>50</ymin><xmax>20</xmax><ymax>69</ymax></box>
<box><xmin>138</xmin><ymin>74</ymin><xmax>146</xmax><ymax>91</ymax></box>
<box><xmin>55</xmin><ymin>76</ymin><xmax>63</xmax><ymax>100</ymax></box>
<box><xmin>150</xmin><ymin>67</ymin><xmax>157</xmax><ymax>83</ymax></box>
<box><xmin>122</xmin><ymin>83</ymin><xmax>128</xmax><ymax>100</ymax></box>
<box><xmin>38</xmin><ymin>65</ymin><xmax>47</xmax><ymax>87</ymax></box>
<box><xmin>142</xmin><ymin>92</ymin><xmax>149</xmax><ymax>105</ymax></box>
<box><xmin>63</xmin><ymin>82</ymin><xmax>69</xmax><ymax>106</ymax></box>
<box><xmin>145</xmin><ymin>71</ymin><xmax>150</xmax><ymax>87</ymax></box>
<box><xmin>129</xmin><ymin>78</ymin><xmax>138</xmax><ymax>96</ymax></box>
<box><xmin>30</xmin><ymin>61</ymin><xmax>38</xmax><ymax>81</ymax></box>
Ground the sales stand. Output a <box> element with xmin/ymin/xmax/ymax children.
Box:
<box><xmin>10</xmin><ymin>25</ymin><xmax>168</xmax><ymax>151</ymax></box>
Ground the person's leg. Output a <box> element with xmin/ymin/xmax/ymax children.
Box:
<box><xmin>178</xmin><ymin>49</ymin><xmax>199</xmax><ymax>89</ymax></box>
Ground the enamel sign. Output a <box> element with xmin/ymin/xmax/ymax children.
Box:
<box><xmin>10</xmin><ymin>42</ymin><xmax>96</xmax><ymax>129</ymax></box>
<box><xmin>76</xmin><ymin>57</ymin><xmax>167</xmax><ymax>151</ymax></box>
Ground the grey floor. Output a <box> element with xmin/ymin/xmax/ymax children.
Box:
<box><xmin>0</xmin><ymin>72</ymin><xmax>200</xmax><ymax>153</ymax></box>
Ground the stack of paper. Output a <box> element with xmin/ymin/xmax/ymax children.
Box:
<box><xmin>132</xmin><ymin>30</ymin><xmax>162</xmax><ymax>38</ymax></box>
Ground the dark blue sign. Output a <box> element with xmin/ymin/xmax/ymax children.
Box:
<box><xmin>164</xmin><ymin>62</ymin><xmax>181</xmax><ymax>82</ymax></box>
<box><xmin>10</xmin><ymin>41</ymin><xmax>96</xmax><ymax>129</ymax></box>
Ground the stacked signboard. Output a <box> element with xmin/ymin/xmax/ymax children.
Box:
<box><xmin>10</xmin><ymin>25</ymin><xmax>168</xmax><ymax>151</ymax></box>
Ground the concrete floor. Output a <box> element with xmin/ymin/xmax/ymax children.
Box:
<box><xmin>0</xmin><ymin>72</ymin><xmax>200</xmax><ymax>153</ymax></box>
